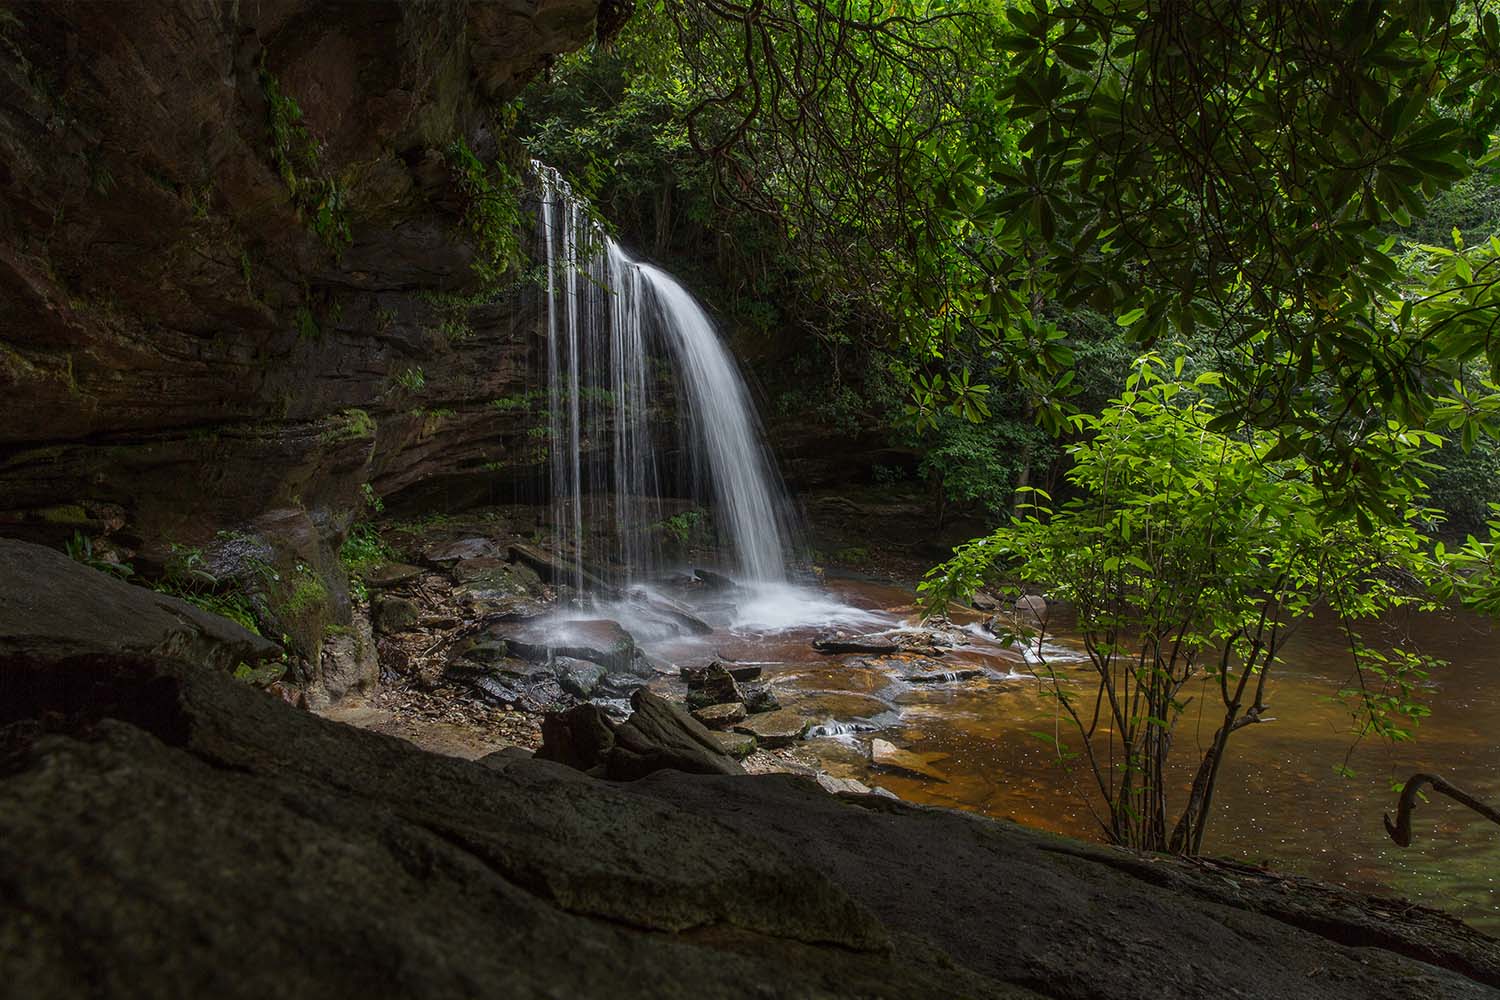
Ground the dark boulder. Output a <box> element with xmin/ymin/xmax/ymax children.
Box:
<box><xmin>0</xmin><ymin>539</ymin><xmax>278</xmax><ymax>673</ymax></box>
<box><xmin>373</xmin><ymin>594</ymin><xmax>421</xmax><ymax>633</ymax></box>
<box><xmin>540</xmin><ymin>689</ymin><xmax>744</xmax><ymax>781</ymax></box>
<box><xmin>683</xmin><ymin>662</ymin><xmax>742</xmax><ymax>710</ymax></box>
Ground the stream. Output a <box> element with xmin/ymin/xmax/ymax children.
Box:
<box><xmin>631</xmin><ymin>574</ymin><xmax>1500</xmax><ymax>934</ymax></box>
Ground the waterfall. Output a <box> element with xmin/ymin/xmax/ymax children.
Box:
<box><xmin>532</xmin><ymin>163</ymin><xmax>792</xmax><ymax>592</ymax></box>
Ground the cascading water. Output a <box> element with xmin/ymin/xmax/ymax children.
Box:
<box><xmin>533</xmin><ymin>163</ymin><xmax>793</xmax><ymax>594</ymax></box>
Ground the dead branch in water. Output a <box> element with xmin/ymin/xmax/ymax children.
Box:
<box><xmin>1384</xmin><ymin>773</ymin><xmax>1500</xmax><ymax>847</ymax></box>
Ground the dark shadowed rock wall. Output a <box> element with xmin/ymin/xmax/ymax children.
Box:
<box><xmin>0</xmin><ymin>1</ymin><xmax>602</xmax><ymax>698</ymax></box>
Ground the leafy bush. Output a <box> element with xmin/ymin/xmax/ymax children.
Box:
<box><xmin>923</xmin><ymin>355</ymin><xmax>1456</xmax><ymax>854</ymax></box>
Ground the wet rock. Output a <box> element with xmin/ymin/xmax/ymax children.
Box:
<box><xmin>493</xmin><ymin>618</ymin><xmax>640</xmax><ymax>672</ymax></box>
<box><xmin>725</xmin><ymin>663</ymin><xmax>764</xmax><ymax>683</ymax></box>
<box><xmin>692</xmin><ymin>701</ymin><xmax>748</xmax><ymax>730</ymax></box>
<box><xmin>6</xmin><ymin>646</ymin><xmax>1498</xmax><ymax>997</ymax></box>
<box><xmin>627</xmin><ymin>589</ymin><xmax>713</xmax><ymax>635</ymax></box>
<box><xmin>870</xmin><ymin>739</ymin><xmax>948</xmax><ymax>782</ymax></box>
<box><xmin>685</xmin><ymin>663</ymin><xmax>742</xmax><ymax>710</ymax></box>
<box><xmin>543</xmin><ymin>690</ymin><xmax>744</xmax><ymax>780</ymax></box>
<box><xmin>453</xmin><ymin>556</ymin><xmax>543</xmax><ymax>592</ymax></box>
<box><xmin>742</xmin><ymin>685</ymin><xmax>781</xmax><ymax>714</ymax></box>
<box><xmin>903</xmin><ymin>664</ymin><xmax>985</xmax><ymax>684</ymax></box>
<box><xmin>460</xmin><ymin>638</ymin><xmax>511</xmax><ymax>664</ymax></box>
<box><xmin>0</xmin><ymin>539</ymin><xmax>278</xmax><ymax>673</ymax></box>
<box><xmin>555</xmin><ymin>657</ymin><xmax>607</xmax><ymax>699</ymax></box>
<box><xmin>693</xmin><ymin>568</ymin><xmax>738</xmax><ymax>591</ymax></box>
<box><xmin>508</xmin><ymin>543</ymin><xmax>618</xmax><ymax>597</ymax></box>
<box><xmin>373</xmin><ymin>594</ymin><xmax>420</xmax><ymax>633</ymax></box>
<box><xmin>362</xmin><ymin>562</ymin><xmax>423</xmax><ymax>589</ymax></box>
<box><xmin>681</xmin><ymin>660</ymin><xmax>762</xmax><ymax>685</ymax></box>
<box><xmin>812</xmin><ymin>631</ymin><xmax>900</xmax><ymax>655</ymax></box>
<box><xmin>733</xmin><ymin>710</ymin><xmax>810</xmax><ymax>748</ymax></box>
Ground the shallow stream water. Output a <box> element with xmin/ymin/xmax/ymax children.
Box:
<box><xmin>628</xmin><ymin>573</ymin><xmax>1500</xmax><ymax>933</ymax></box>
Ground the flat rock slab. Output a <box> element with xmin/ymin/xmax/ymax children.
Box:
<box><xmin>870</xmin><ymin>738</ymin><xmax>949</xmax><ymax>782</ymax></box>
<box><xmin>421</xmin><ymin>537</ymin><xmax>500</xmax><ymax>566</ymax></box>
<box><xmin>733</xmin><ymin>710</ymin><xmax>810</xmax><ymax>748</ymax></box>
<box><xmin>691</xmin><ymin>701</ymin><xmax>748</xmax><ymax>730</ymax></box>
<box><xmin>812</xmin><ymin>631</ymin><xmax>900</xmax><ymax>655</ymax></box>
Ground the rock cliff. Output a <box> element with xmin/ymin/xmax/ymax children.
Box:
<box><xmin>0</xmin><ymin>1</ymin><xmax>602</xmax><ymax>698</ymax></box>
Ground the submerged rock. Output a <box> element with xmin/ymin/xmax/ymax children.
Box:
<box><xmin>870</xmin><ymin>738</ymin><xmax>949</xmax><ymax>782</ymax></box>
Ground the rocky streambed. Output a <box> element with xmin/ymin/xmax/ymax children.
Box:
<box><xmin>320</xmin><ymin>505</ymin><xmax>1040</xmax><ymax>799</ymax></box>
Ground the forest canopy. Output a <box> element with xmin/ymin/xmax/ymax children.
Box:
<box><xmin>525</xmin><ymin>0</ymin><xmax>1500</xmax><ymax>528</ymax></box>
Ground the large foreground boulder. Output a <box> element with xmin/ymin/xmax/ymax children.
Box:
<box><xmin>2</xmin><ymin>659</ymin><xmax>1497</xmax><ymax>997</ymax></box>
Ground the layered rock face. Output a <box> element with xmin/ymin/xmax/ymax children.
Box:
<box><xmin>0</xmin><ymin>1</ymin><xmax>602</xmax><ymax>697</ymax></box>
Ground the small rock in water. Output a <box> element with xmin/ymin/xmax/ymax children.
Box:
<box><xmin>903</xmin><ymin>665</ymin><xmax>984</xmax><ymax>684</ymax></box>
<box><xmin>870</xmin><ymin>738</ymin><xmax>948</xmax><ymax>782</ymax></box>
<box><xmin>692</xmin><ymin>701</ymin><xmax>748</xmax><ymax>729</ymax></box>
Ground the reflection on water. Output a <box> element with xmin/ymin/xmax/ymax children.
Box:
<box><xmin>642</xmin><ymin>576</ymin><xmax>1500</xmax><ymax>933</ymax></box>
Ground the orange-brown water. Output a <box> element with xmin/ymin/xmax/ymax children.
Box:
<box><xmin>648</xmin><ymin>576</ymin><xmax>1500</xmax><ymax>932</ymax></box>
